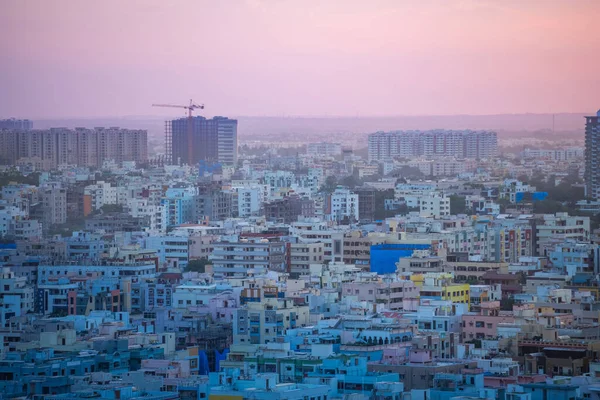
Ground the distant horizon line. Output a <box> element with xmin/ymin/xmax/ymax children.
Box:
<box><xmin>12</xmin><ymin>111</ymin><xmax>596</xmax><ymax>121</ymax></box>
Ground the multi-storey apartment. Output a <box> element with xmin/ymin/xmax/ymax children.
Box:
<box><xmin>0</xmin><ymin>267</ymin><xmax>34</xmax><ymax>328</ymax></box>
<box><xmin>0</xmin><ymin>118</ymin><xmax>33</xmax><ymax>130</ymax></box>
<box><xmin>535</xmin><ymin>213</ymin><xmax>590</xmax><ymax>256</ymax></box>
<box><xmin>368</xmin><ymin>130</ymin><xmax>497</xmax><ymax>162</ymax></box>
<box><xmin>264</xmin><ymin>194</ymin><xmax>315</xmax><ymax>224</ymax></box>
<box><xmin>34</xmin><ymin>185</ymin><xmax>67</xmax><ymax>229</ymax></box>
<box><xmin>196</xmin><ymin>182</ymin><xmax>234</xmax><ymax>222</ymax></box>
<box><xmin>325</xmin><ymin>187</ymin><xmax>359</xmax><ymax>222</ymax></box>
<box><xmin>210</xmin><ymin>238</ymin><xmax>286</xmax><ymax>278</ymax></box>
<box><xmin>0</xmin><ymin>127</ymin><xmax>147</xmax><ymax>169</ymax></box>
<box><xmin>494</xmin><ymin>224</ymin><xmax>534</xmax><ymax>263</ymax></box>
<box><xmin>233</xmin><ymin>185</ymin><xmax>264</xmax><ymax>218</ymax></box>
<box><xmin>233</xmin><ymin>298</ymin><xmax>310</xmax><ymax>345</ymax></box>
<box><xmin>83</xmin><ymin>181</ymin><xmax>118</xmax><ymax>215</ymax></box>
<box><xmin>342</xmin><ymin>274</ymin><xmax>419</xmax><ymax>311</ymax></box>
<box><xmin>585</xmin><ymin>110</ymin><xmax>600</xmax><ymax>199</ymax></box>
<box><xmin>290</xmin><ymin>218</ymin><xmax>346</xmax><ymax>263</ymax></box>
<box><xmin>288</xmin><ymin>241</ymin><xmax>324</xmax><ymax>278</ymax></box>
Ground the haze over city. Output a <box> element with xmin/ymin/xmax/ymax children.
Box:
<box><xmin>3</xmin><ymin>3</ymin><xmax>600</xmax><ymax>399</ymax></box>
<box><xmin>2</xmin><ymin>0</ymin><xmax>599</xmax><ymax>119</ymax></box>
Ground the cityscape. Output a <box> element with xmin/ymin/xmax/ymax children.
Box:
<box><xmin>2</xmin><ymin>1</ymin><xmax>600</xmax><ymax>400</ymax></box>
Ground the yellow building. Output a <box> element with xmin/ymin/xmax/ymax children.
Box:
<box><xmin>411</xmin><ymin>272</ymin><xmax>470</xmax><ymax>308</ymax></box>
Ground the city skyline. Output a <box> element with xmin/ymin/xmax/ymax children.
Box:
<box><xmin>2</xmin><ymin>0</ymin><xmax>599</xmax><ymax>119</ymax></box>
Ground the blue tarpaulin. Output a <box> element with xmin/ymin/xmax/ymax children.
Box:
<box><xmin>370</xmin><ymin>243</ymin><xmax>431</xmax><ymax>274</ymax></box>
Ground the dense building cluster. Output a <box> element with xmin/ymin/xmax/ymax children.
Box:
<box><xmin>0</xmin><ymin>113</ymin><xmax>599</xmax><ymax>400</ymax></box>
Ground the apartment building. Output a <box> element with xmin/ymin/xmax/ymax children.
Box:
<box><xmin>461</xmin><ymin>301</ymin><xmax>515</xmax><ymax>340</ymax></box>
<box><xmin>34</xmin><ymin>185</ymin><xmax>67</xmax><ymax>229</ymax></box>
<box><xmin>233</xmin><ymin>298</ymin><xmax>310</xmax><ymax>345</ymax></box>
<box><xmin>83</xmin><ymin>181</ymin><xmax>118</xmax><ymax>215</ymax></box>
<box><xmin>585</xmin><ymin>110</ymin><xmax>600</xmax><ymax>199</ymax></box>
<box><xmin>211</xmin><ymin>238</ymin><xmax>286</xmax><ymax>278</ymax></box>
<box><xmin>0</xmin><ymin>267</ymin><xmax>34</xmax><ymax>328</ymax></box>
<box><xmin>342</xmin><ymin>274</ymin><xmax>419</xmax><ymax>311</ymax></box>
<box><xmin>368</xmin><ymin>130</ymin><xmax>497</xmax><ymax>162</ymax></box>
<box><xmin>264</xmin><ymin>194</ymin><xmax>316</xmax><ymax>224</ymax></box>
<box><xmin>535</xmin><ymin>213</ymin><xmax>590</xmax><ymax>256</ymax></box>
<box><xmin>288</xmin><ymin>242</ymin><xmax>324</xmax><ymax>278</ymax></box>
<box><xmin>325</xmin><ymin>187</ymin><xmax>359</xmax><ymax>222</ymax></box>
<box><xmin>0</xmin><ymin>127</ymin><xmax>147</xmax><ymax>169</ymax></box>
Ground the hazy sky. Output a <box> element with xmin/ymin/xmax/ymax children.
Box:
<box><xmin>1</xmin><ymin>0</ymin><xmax>599</xmax><ymax>118</ymax></box>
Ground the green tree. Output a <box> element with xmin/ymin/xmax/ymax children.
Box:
<box><xmin>99</xmin><ymin>204</ymin><xmax>124</xmax><ymax>213</ymax></box>
<box><xmin>49</xmin><ymin>309</ymin><xmax>68</xmax><ymax>318</ymax></box>
<box><xmin>532</xmin><ymin>199</ymin><xmax>567</xmax><ymax>214</ymax></box>
<box><xmin>339</xmin><ymin>174</ymin><xmax>361</xmax><ymax>189</ymax></box>
<box><xmin>320</xmin><ymin>176</ymin><xmax>338</xmax><ymax>194</ymax></box>
<box><xmin>391</xmin><ymin>166</ymin><xmax>424</xmax><ymax>180</ymax></box>
<box><xmin>500</xmin><ymin>297</ymin><xmax>515</xmax><ymax>311</ymax></box>
<box><xmin>449</xmin><ymin>195</ymin><xmax>467</xmax><ymax>215</ymax></box>
<box><xmin>373</xmin><ymin>189</ymin><xmax>397</xmax><ymax>220</ymax></box>
<box><xmin>0</xmin><ymin>170</ymin><xmax>40</xmax><ymax>188</ymax></box>
<box><xmin>186</xmin><ymin>258</ymin><xmax>210</xmax><ymax>273</ymax></box>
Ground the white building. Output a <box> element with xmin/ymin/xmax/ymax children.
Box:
<box><xmin>327</xmin><ymin>187</ymin><xmax>359</xmax><ymax>222</ymax></box>
<box><xmin>263</xmin><ymin>171</ymin><xmax>295</xmax><ymax>197</ymax></box>
<box><xmin>127</xmin><ymin>198</ymin><xmax>166</xmax><ymax>234</ymax></box>
<box><xmin>84</xmin><ymin>181</ymin><xmax>118</xmax><ymax>211</ymax></box>
<box><xmin>402</xmin><ymin>193</ymin><xmax>450</xmax><ymax>218</ymax></box>
<box><xmin>232</xmin><ymin>185</ymin><xmax>266</xmax><ymax>218</ymax></box>
<box><xmin>418</xmin><ymin>193</ymin><xmax>450</xmax><ymax>218</ymax></box>
<box><xmin>522</xmin><ymin>147</ymin><xmax>584</xmax><ymax>161</ymax></box>
<box><xmin>290</xmin><ymin>218</ymin><xmax>345</xmax><ymax>263</ymax></box>
<box><xmin>144</xmin><ymin>235</ymin><xmax>189</xmax><ymax>269</ymax></box>
<box><xmin>0</xmin><ymin>267</ymin><xmax>34</xmax><ymax>327</ymax></box>
<box><xmin>0</xmin><ymin>202</ymin><xmax>27</xmax><ymax>237</ymax></box>
<box><xmin>536</xmin><ymin>213</ymin><xmax>590</xmax><ymax>256</ymax></box>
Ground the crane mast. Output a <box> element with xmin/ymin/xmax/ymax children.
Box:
<box><xmin>152</xmin><ymin>99</ymin><xmax>204</xmax><ymax>165</ymax></box>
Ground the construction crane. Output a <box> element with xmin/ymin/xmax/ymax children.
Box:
<box><xmin>152</xmin><ymin>99</ymin><xmax>204</xmax><ymax>165</ymax></box>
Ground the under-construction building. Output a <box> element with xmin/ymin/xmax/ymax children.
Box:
<box><xmin>165</xmin><ymin>116</ymin><xmax>237</xmax><ymax>166</ymax></box>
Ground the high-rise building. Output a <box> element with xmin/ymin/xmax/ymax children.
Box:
<box><xmin>166</xmin><ymin>116</ymin><xmax>237</xmax><ymax>166</ymax></box>
<box><xmin>0</xmin><ymin>127</ymin><xmax>147</xmax><ymax>169</ymax></box>
<box><xmin>585</xmin><ymin>110</ymin><xmax>600</xmax><ymax>199</ymax></box>
<box><xmin>367</xmin><ymin>130</ymin><xmax>497</xmax><ymax>162</ymax></box>
<box><xmin>0</xmin><ymin>118</ymin><xmax>33</xmax><ymax>130</ymax></box>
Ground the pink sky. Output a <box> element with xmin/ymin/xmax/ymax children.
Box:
<box><xmin>1</xmin><ymin>0</ymin><xmax>599</xmax><ymax>118</ymax></box>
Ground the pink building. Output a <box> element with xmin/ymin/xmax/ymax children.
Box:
<box><xmin>209</xmin><ymin>292</ymin><xmax>238</xmax><ymax>323</ymax></box>
<box><xmin>461</xmin><ymin>301</ymin><xmax>515</xmax><ymax>340</ymax></box>
<box><xmin>342</xmin><ymin>279</ymin><xmax>418</xmax><ymax>310</ymax></box>
<box><xmin>409</xmin><ymin>349</ymin><xmax>433</xmax><ymax>363</ymax></box>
